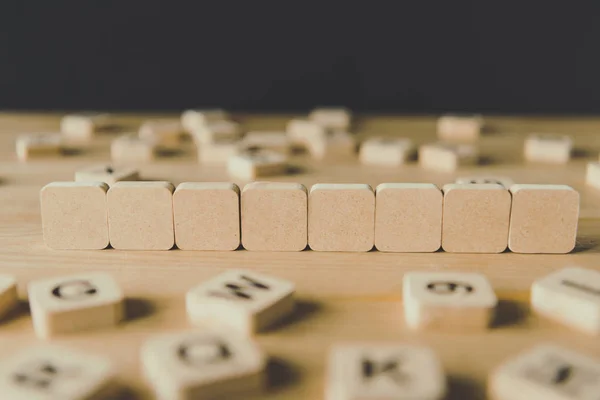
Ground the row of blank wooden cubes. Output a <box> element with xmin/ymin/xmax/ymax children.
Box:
<box><xmin>41</xmin><ymin>181</ymin><xmax>579</xmax><ymax>253</ymax></box>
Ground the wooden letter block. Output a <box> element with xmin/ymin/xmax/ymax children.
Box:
<box><xmin>40</xmin><ymin>182</ymin><xmax>110</xmax><ymax>250</ymax></box>
<box><xmin>308</xmin><ymin>184</ymin><xmax>374</xmax><ymax>252</ymax></box>
<box><xmin>227</xmin><ymin>150</ymin><xmax>287</xmax><ymax>181</ymax></box>
<box><xmin>75</xmin><ymin>164</ymin><xmax>139</xmax><ymax>185</ymax></box>
<box><xmin>489</xmin><ymin>344</ymin><xmax>600</xmax><ymax>400</ymax></box>
<box><xmin>0</xmin><ymin>345</ymin><xmax>117</xmax><ymax>400</ymax></box>
<box><xmin>309</xmin><ymin>107</ymin><xmax>351</xmax><ymax>130</ymax></box>
<box><xmin>326</xmin><ymin>343</ymin><xmax>446</xmax><ymax>400</ymax></box>
<box><xmin>286</xmin><ymin>118</ymin><xmax>326</xmax><ymax>148</ymax></box>
<box><xmin>138</xmin><ymin>119</ymin><xmax>182</xmax><ymax>149</ymax></box>
<box><xmin>585</xmin><ymin>162</ymin><xmax>600</xmax><ymax>189</ymax></box>
<box><xmin>241</xmin><ymin>182</ymin><xmax>307</xmax><ymax>251</ymax></box>
<box><xmin>61</xmin><ymin>112</ymin><xmax>111</xmax><ymax>141</ymax></box>
<box><xmin>403</xmin><ymin>272</ymin><xmax>497</xmax><ymax>331</ymax></box>
<box><xmin>375</xmin><ymin>183</ymin><xmax>442</xmax><ymax>252</ymax></box>
<box><xmin>142</xmin><ymin>329</ymin><xmax>265</xmax><ymax>400</ymax></box>
<box><xmin>197</xmin><ymin>140</ymin><xmax>240</xmax><ymax>164</ymax></box>
<box><xmin>181</xmin><ymin>108</ymin><xmax>228</xmax><ymax>132</ymax></box>
<box><xmin>455</xmin><ymin>175</ymin><xmax>515</xmax><ymax>188</ymax></box>
<box><xmin>107</xmin><ymin>181</ymin><xmax>175</xmax><ymax>250</ymax></box>
<box><xmin>240</xmin><ymin>131</ymin><xmax>291</xmax><ymax>155</ymax></box>
<box><xmin>418</xmin><ymin>142</ymin><xmax>478</xmax><ymax>172</ymax></box>
<box><xmin>111</xmin><ymin>134</ymin><xmax>157</xmax><ymax>163</ymax></box>
<box><xmin>524</xmin><ymin>134</ymin><xmax>572</xmax><ymax>163</ymax></box>
<box><xmin>359</xmin><ymin>137</ymin><xmax>414</xmax><ymax>167</ymax></box>
<box><xmin>0</xmin><ymin>274</ymin><xmax>18</xmax><ymax>320</ymax></box>
<box><xmin>508</xmin><ymin>184</ymin><xmax>579</xmax><ymax>253</ymax></box>
<box><xmin>173</xmin><ymin>182</ymin><xmax>240</xmax><ymax>251</ymax></box>
<box><xmin>308</xmin><ymin>131</ymin><xmax>356</xmax><ymax>161</ymax></box>
<box><xmin>442</xmin><ymin>183</ymin><xmax>511</xmax><ymax>253</ymax></box>
<box><xmin>28</xmin><ymin>272</ymin><xmax>124</xmax><ymax>338</ymax></box>
<box><xmin>192</xmin><ymin>120</ymin><xmax>241</xmax><ymax>144</ymax></box>
<box><xmin>532</xmin><ymin>267</ymin><xmax>600</xmax><ymax>335</ymax></box>
<box><xmin>16</xmin><ymin>133</ymin><xmax>62</xmax><ymax>161</ymax></box>
<box><xmin>186</xmin><ymin>269</ymin><xmax>295</xmax><ymax>334</ymax></box>
<box><xmin>437</xmin><ymin>114</ymin><xmax>483</xmax><ymax>142</ymax></box>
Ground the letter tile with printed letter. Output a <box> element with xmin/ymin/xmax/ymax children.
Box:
<box><xmin>0</xmin><ymin>344</ymin><xmax>117</xmax><ymax>400</ymax></box>
<box><xmin>186</xmin><ymin>270</ymin><xmax>295</xmax><ymax>334</ymax></box>
<box><xmin>489</xmin><ymin>343</ymin><xmax>600</xmax><ymax>400</ymax></box>
<box><xmin>142</xmin><ymin>329</ymin><xmax>266</xmax><ymax>400</ymax></box>
<box><xmin>28</xmin><ymin>272</ymin><xmax>124</xmax><ymax>339</ymax></box>
<box><xmin>326</xmin><ymin>343</ymin><xmax>446</xmax><ymax>400</ymax></box>
<box><xmin>403</xmin><ymin>272</ymin><xmax>497</xmax><ymax>332</ymax></box>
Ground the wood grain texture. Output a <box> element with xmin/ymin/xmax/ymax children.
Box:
<box><xmin>0</xmin><ymin>113</ymin><xmax>600</xmax><ymax>399</ymax></box>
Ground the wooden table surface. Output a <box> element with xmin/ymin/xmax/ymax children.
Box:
<box><xmin>0</xmin><ymin>113</ymin><xmax>600</xmax><ymax>399</ymax></box>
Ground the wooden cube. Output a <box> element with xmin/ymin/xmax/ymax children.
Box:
<box><xmin>0</xmin><ymin>275</ymin><xmax>18</xmax><ymax>320</ymax></box>
<box><xmin>286</xmin><ymin>118</ymin><xmax>326</xmax><ymax>147</ymax></box>
<box><xmin>181</xmin><ymin>108</ymin><xmax>228</xmax><ymax>132</ymax></box>
<box><xmin>308</xmin><ymin>131</ymin><xmax>356</xmax><ymax>161</ymax></box>
<box><xmin>186</xmin><ymin>269</ymin><xmax>295</xmax><ymax>334</ymax></box>
<box><xmin>227</xmin><ymin>150</ymin><xmax>287</xmax><ymax>181</ymax></box>
<box><xmin>191</xmin><ymin>120</ymin><xmax>242</xmax><ymax>144</ymax></box>
<box><xmin>60</xmin><ymin>112</ymin><xmax>111</xmax><ymax>141</ymax></box>
<box><xmin>75</xmin><ymin>164</ymin><xmax>139</xmax><ymax>185</ymax></box>
<box><xmin>308</xmin><ymin>184</ymin><xmax>375</xmax><ymax>252</ymax></box>
<box><xmin>455</xmin><ymin>175</ymin><xmax>515</xmax><ymax>188</ymax></box>
<box><xmin>107</xmin><ymin>181</ymin><xmax>175</xmax><ymax>250</ymax></box>
<box><xmin>309</xmin><ymin>107</ymin><xmax>351</xmax><ymax>130</ymax></box>
<box><xmin>326</xmin><ymin>343</ymin><xmax>446</xmax><ymax>400</ymax></box>
<box><xmin>508</xmin><ymin>184</ymin><xmax>579</xmax><ymax>253</ymax></box>
<box><xmin>532</xmin><ymin>267</ymin><xmax>600</xmax><ymax>335</ymax></box>
<box><xmin>142</xmin><ymin>329</ymin><xmax>265</xmax><ymax>400</ymax></box>
<box><xmin>359</xmin><ymin>137</ymin><xmax>414</xmax><ymax>166</ymax></box>
<box><xmin>15</xmin><ymin>133</ymin><xmax>62</xmax><ymax>161</ymax></box>
<box><xmin>524</xmin><ymin>134</ymin><xmax>572</xmax><ymax>163</ymax></box>
<box><xmin>489</xmin><ymin>344</ymin><xmax>600</xmax><ymax>400</ymax></box>
<box><xmin>437</xmin><ymin>114</ymin><xmax>483</xmax><ymax>142</ymax></box>
<box><xmin>28</xmin><ymin>272</ymin><xmax>124</xmax><ymax>338</ymax></box>
<box><xmin>40</xmin><ymin>182</ymin><xmax>110</xmax><ymax>250</ymax></box>
<box><xmin>403</xmin><ymin>272</ymin><xmax>497</xmax><ymax>331</ymax></box>
<box><xmin>173</xmin><ymin>182</ymin><xmax>240</xmax><ymax>251</ymax></box>
<box><xmin>418</xmin><ymin>142</ymin><xmax>478</xmax><ymax>172</ymax></box>
<box><xmin>240</xmin><ymin>131</ymin><xmax>291</xmax><ymax>155</ymax></box>
<box><xmin>139</xmin><ymin>119</ymin><xmax>182</xmax><ymax>149</ymax></box>
<box><xmin>197</xmin><ymin>140</ymin><xmax>241</xmax><ymax>164</ymax></box>
<box><xmin>0</xmin><ymin>345</ymin><xmax>117</xmax><ymax>399</ymax></box>
<box><xmin>111</xmin><ymin>134</ymin><xmax>157</xmax><ymax>163</ymax></box>
<box><xmin>442</xmin><ymin>183</ymin><xmax>511</xmax><ymax>253</ymax></box>
<box><xmin>586</xmin><ymin>162</ymin><xmax>600</xmax><ymax>189</ymax></box>
<box><xmin>241</xmin><ymin>182</ymin><xmax>307</xmax><ymax>251</ymax></box>
<box><xmin>375</xmin><ymin>183</ymin><xmax>442</xmax><ymax>252</ymax></box>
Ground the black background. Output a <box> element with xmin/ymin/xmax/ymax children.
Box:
<box><xmin>2</xmin><ymin>2</ymin><xmax>600</xmax><ymax>113</ymax></box>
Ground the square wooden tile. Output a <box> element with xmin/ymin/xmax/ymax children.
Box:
<box><xmin>192</xmin><ymin>120</ymin><xmax>242</xmax><ymax>144</ymax></box>
<box><xmin>0</xmin><ymin>274</ymin><xmax>17</xmax><ymax>320</ymax></box>
<box><xmin>586</xmin><ymin>162</ymin><xmax>600</xmax><ymax>189</ymax></box>
<box><xmin>60</xmin><ymin>112</ymin><xmax>111</xmax><ymax>141</ymax></box>
<box><xmin>286</xmin><ymin>118</ymin><xmax>326</xmax><ymax>148</ymax></box>
<box><xmin>308</xmin><ymin>131</ymin><xmax>356</xmax><ymax>161</ymax></box>
<box><xmin>197</xmin><ymin>140</ymin><xmax>241</xmax><ymax>164</ymax></box>
<box><xmin>16</xmin><ymin>133</ymin><xmax>62</xmax><ymax>161</ymax></box>
<box><xmin>111</xmin><ymin>134</ymin><xmax>157</xmax><ymax>163</ymax></box>
<box><xmin>227</xmin><ymin>150</ymin><xmax>287</xmax><ymax>181</ymax></box>
<box><xmin>309</xmin><ymin>107</ymin><xmax>351</xmax><ymax>130</ymax></box>
<box><xmin>437</xmin><ymin>114</ymin><xmax>483</xmax><ymax>142</ymax></box>
<box><xmin>359</xmin><ymin>137</ymin><xmax>414</xmax><ymax>167</ymax></box>
<box><xmin>75</xmin><ymin>164</ymin><xmax>139</xmax><ymax>185</ymax></box>
<box><xmin>181</xmin><ymin>108</ymin><xmax>228</xmax><ymax>132</ymax></box>
<box><xmin>418</xmin><ymin>142</ymin><xmax>478</xmax><ymax>172</ymax></box>
<box><xmin>138</xmin><ymin>119</ymin><xmax>182</xmax><ymax>150</ymax></box>
<box><xmin>524</xmin><ymin>134</ymin><xmax>572</xmax><ymax>163</ymax></box>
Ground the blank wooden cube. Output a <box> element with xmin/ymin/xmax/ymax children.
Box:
<box><xmin>227</xmin><ymin>150</ymin><xmax>287</xmax><ymax>181</ymax></box>
<box><xmin>308</xmin><ymin>131</ymin><xmax>356</xmax><ymax>161</ymax></box>
<box><xmin>40</xmin><ymin>182</ymin><xmax>110</xmax><ymax>250</ymax></box>
<box><xmin>359</xmin><ymin>137</ymin><xmax>414</xmax><ymax>166</ymax></box>
<box><xmin>191</xmin><ymin>120</ymin><xmax>242</xmax><ymax>144</ymax></box>
<box><xmin>419</xmin><ymin>142</ymin><xmax>478</xmax><ymax>172</ymax></box>
<box><xmin>308</xmin><ymin>184</ymin><xmax>374</xmax><ymax>252</ymax></box>
<box><xmin>60</xmin><ymin>112</ymin><xmax>111</xmax><ymax>141</ymax></box>
<box><xmin>532</xmin><ymin>267</ymin><xmax>600</xmax><ymax>335</ymax></box>
<box><xmin>586</xmin><ymin>162</ymin><xmax>600</xmax><ymax>189</ymax></box>
<box><xmin>181</xmin><ymin>108</ymin><xmax>228</xmax><ymax>132</ymax></box>
<box><xmin>455</xmin><ymin>175</ymin><xmax>515</xmax><ymax>188</ymax></box>
<box><xmin>437</xmin><ymin>114</ymin><xmax>483</xmax><ymax>142</ymax></box>
<box><xmin>186</xmin><ymin>269</ymin><xmax>295</xmax><ymax>334</ymax></box>
<box><xmin>197</xmin><ymin>140</ymin><xmax>241</xmax><ymax>164</ymax></box>
<box><xmin>75</xmin><ymin>164</ymin><xmax>139</xmax><ymax>185</ymax></box>
<box><xmin>375</xmin><ymin>183</ymin><xmax>442</xmax><ymax>252</ymax></box>
<box><xmin>16</xmin><ymin>133</ymin><xmax>62</xmax><ymax>161</ymax></box>
<box><xmin>326</xmin><ymin>343</ymin><xmax>446</xmax><ymax>400</ymax></box>
<box><xmin>240</xmin><ymin>131</ymin><xmax>291</xmax><ymax>155</ymax></box>
<box><xmin>489</xmin><ymin>344</ymin><xmax>600</xmax><ymax>400</ymax></box>
<box><xmin>107</xmin><ymin>181</ymin><xmax>175</xmax><ymax>250</ymax></box>
<box><xmin>28</xmin><ymin>272</ymin><xmax>124</xmax><ymax>338</ymax></box>
<box><xmin>309</xmin><ymin>107</ymin><xmax>351</xmax><ymax>130</ymax></box>
<box><xmin>111</xmin><ymin>134</ymin><xmax>157</xmax><ymax>163</ymax></box>
<box><xmin>286</xmin><ymin>118</ymin><xmax>326</xmax><ymax>147</ymax></box>
<box><xmin>524</xmin><ymin>134</ymin><xmax>572</xmax><ymax>163</ymax></box>
<box><xmin>442</xmin><ymin>183</ymin><xmax>511</xmax><ymax>253</ymax></box>
<box><xmin>142</xmin><ymin>329</ymin><xmax>265</xmax><ymax>400</ymax></box>
<box><xmin>241</xmin><ymin>182</ymin><xmax>307</xmax><ymax>251</ymax></box>
<box><xmin>139</xmin><ymin>119</ymin><xmax>182</xmax><ymax>149</ymax></box>
<box><xmin>0</xmin><ymin>275</ymin><xmax>18</xmax><ymax>320</ymax></box>
<box><xmin>173</xmin><ymin>182</ymin><xmax>240</xmax><ymax>251</ymax></box>
<box><xmin>403</xmin><ymin>271</ymin><xmax>497</xmax><ymax>331</ymax></box>
<box><xmin>508</xmin><ymin>184</ymin><xmax>579</xmax><ymax>253</ymax></box>
<box><xmin>0</xmin><ymin>345</ymin><xmax>117</xmax><ymax>400</ymax></box>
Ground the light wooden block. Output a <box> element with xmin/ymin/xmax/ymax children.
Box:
<box><xmin>186</xmin><ymin>269</ymin><xmax>295</xmax><ymax>334</ymax></box>
<box><xmin>442</xmin><ymin>183</ymin><xmax>511</xmax><ymax>253</ymax></box>
<box><xmin>532</xmin><ymin>267</ymin><xmax>600</xmax><ymax>335</ymax></box>
<box><xmin>437</xmin><ymin>114</ymin><xmax>483</xmax><ymax>142</ymax></box>
<box><xmin>308</xmin><ymin>184</ymin><xmax>374</xmax><ymax>252</ymax></box>
<box><xmin>16</xmin><ymin>133</ymin><xmax>62</xmax><ymax>161</ymax></box>
<box><xmin>139</xmin><ymin>119</ymin><xmax>182</xmax><ymax>149</ymax></box>
<box><xmin>227</xmin><ymin>150</ymin><xmax>287</xmax><ymax>181</ymax></box>
<box><xmin>309</xmin><ymin>107</ymin><xmax>351</xmax><ymax>130</ymax></box>
<box><xmin>173</xmin><ymin>182</ymin><xmax>240</xmax><ymax>251</ymax></box>
<box><xmin>326</xmin><ymin>343</ymin><xmax>446</xmax><ymax>400</ymax></box>
<box><xmin>191</xmin><ymin>120</ymin><xmax>242</xmax><ymax>144</ymax></box>
<box><xmin>403</xmin><ymin>272</ymin><xmax>497</xmax><ymax>331</ymax></box>
<box><xmin>308</xmin><ymin>131</ymin><xmax>356</xmax><ymax>161</ymax></box>
<box><xmin>524</xmin><ymin>134</ymin><xmax>572</xmax><ymax>163</ymax></box>
<box><xmin>107</xmin><ymin>181</ymin><xmax>175</xmax><ymax>250</ymax></box>
<box><xmin>28</xmin><ymin>272</ymin><xmax>124</xmax><ymax>338</ymax></box>
<box><xmin>111</xmin><ymin>134</ymin><xmax>157</xmax><ymax>163</ymax></box>
<box><xmin>75</xmin><ymin>164</ymin><xmax>139</xmax><ymax>185</ymax></box>
<box><xmin>197</xmin><ymin>140</ymin><xmax>240</xmax><ymax>164</ymax></box>
<box><xmin>0</xmin><ymin>345</ymin><xmax>117</xmax><ymax>400</ymax></box>
<box><xmin>418</xmin><ymin>142</ymin><xmax>478</xmax><ymax>172</ymax></box>
<box><xmin>286</xmin><ymin>118</ymin><xmax>326</xmax><ymax>147</ymax></box>
<box><xmin>375</xmin><ymin>183</ymin><xmax>442</xmax><ymax>252</ymax></box>
<box><xmin>240</xmin><ymin>131</ymin><xmax>291</xmax><ymax>155</ymax></box>
<box><xmin>141</xmin><ymin>329</ymin><xmax>266</xmax><ymax>400</ymax></box>
<box><xmin>585</xmin><ymin>162</ymin><xmax>600</xmax><ymax>189</ymax></box>
<box><xmin>489</xmin><ymin>343</ymin><xmax>600</xmax><ymax>400</ymax></box>
<box><xmin>359</xmin><ymin>137</ymin><xmax>414</xmax><ymax>167</ymax></box>
<box><xmin>455</xmin><ymin>175</ymin><xmax>515</xmax><ymax>188</ymax></box>
<box><xmin>60</xmin><ymin>112</ymin><xmax>111</xmax><ymax>141</ymax></box>
<box><xmin>181</xmin><ymin>108</ymin><xmax>228</xmax><ymax>132</ymax></box>
<box><xmin>0</xmin><ymin>274</ymin><xmax>18</xmax><ymax>320</ymax></box>
<box><xmin>40</xmin><ymin>182</ymin><xmax>110</xmax><ymax>250</ymax></box>
<box><xmin>508</xmin><ymin>184</ymin><xmax>579</xmax><ymax>253</ymax></box>
<box><xmin>241</xmin><ymin>182</ymin><xmax>307</xmax><ymax>251</ymax></box>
